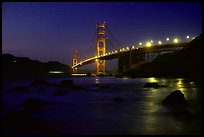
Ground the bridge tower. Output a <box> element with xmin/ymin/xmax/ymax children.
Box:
<box><xmin>72</xmin><ymin>50</ymin><xmax>79</xmax><ymax>73</ymax></box>
<box><xmin>96</xmin><ymin>22</ymin><xmax>106</xmax><ymax>75</ymax></box>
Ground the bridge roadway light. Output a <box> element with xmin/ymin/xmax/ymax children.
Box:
<box><xmin>146</xmin><ymin>42</ymin><xmax>152</xmax><ymax>47</ymax></box>
<box><xmin>174</xmin><ymin>38</ymin><xmax>179</xmax><ymax>43</ymax></box>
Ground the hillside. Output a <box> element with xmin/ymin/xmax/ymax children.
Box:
<box><xmin>2</xmin><ymin>54</ymin><xmax>72</xmax><ymax>80</ymax></box>
<box><xmin>124</xmin><ymin>34</ymin><xmax>202</xmax><ymax>82</ymax></box>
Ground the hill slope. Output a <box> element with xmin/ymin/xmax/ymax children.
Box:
<box><xmin>2</xmin><ymin>54</ymin><xmax>72</xmax><ymax>79</ymax></box>
<box><xmin>124</xmin><ymin>34</ymin><xmax>202</xmax><ymax>81</ymax></box>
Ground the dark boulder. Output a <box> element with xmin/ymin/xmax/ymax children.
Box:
<box><xmin>9</xmin><ymin>86</ymin><xmax>28</xmax><ymax>93</ymax></box>
<box><xmin>162</xmin><ymin>90</ymin><xmax>187</xmax><ymax>110</ymax></box>
<box><xmin>29</xmin><ymin>79</ymin><xmax>50</xmax><ymax>87</ymax></box>
<box><xmin>144</xmin><ymin>82</ymin><xmax>160</xmax><ymax>88</ymax></box>
<box><xmin>2</xmin><ymin>109</ymin><xmax>56</xmax><ymax>132</ymax></box>
<box><xmin>58</xmin><ymin>79</ymin><xmax>74</xmax><ymax>88</ymax></box>
<box><xmin>144</xmin><ymin>82</ymin><xmax>168</xmax><ymax>88</ymax></box>
<box><xmin>112</xmin><ymin>97</ymin><xmax>126</xmax><ymax>102</ymax></box>
<box><xmin>21</xmin><ymin>98</ymin><xmax>49</xmax><ymax>112</ymax></box>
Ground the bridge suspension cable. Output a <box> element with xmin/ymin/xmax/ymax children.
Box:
<box><xmin>86</xmin><ymin>29</ymin><xmax>97</xmax><ymax>58</ymax></box>
<box><xmin>106</xmin><ymin>26</ymin><xmax>124</xmax><ymax>49</ymax></box>
<box><xmin>106</xmin><ymin>38</ymin><xmax>118</xmax><ymax>51</ymax></box>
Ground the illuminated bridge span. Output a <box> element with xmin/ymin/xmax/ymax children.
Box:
<box><xmin>72</xmin><ymin>42</ymin><xmax>188</xmax><ymax>73</ymax></box>
<box><xmin>72</xmin><ymin>22</ymin><xmax>193</xmax><ymax>74</ymax></box>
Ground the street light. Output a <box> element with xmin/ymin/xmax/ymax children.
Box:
<box><xmin>146</xmin><ymin>42</ymin><xmax>152</xmax><ymax>47</ymax></box>
<box><xmin>131</xmin><ymin>45</ymin><xmax>135</xmax><ymax>49</ymax></box>
<box><xmin>186</xmin><ymin>36</ymin><xmax>190</xmax><ymax>39</ymax></box>
<box><xmin>139</xmin><ymin>42</ymin><xmax>142</xmax><ymax>45</ymax></box>
<box><xmin>174</xmin><ymin>38</ymin><xmax>179</xmax><ymax>43</ymax></box>
<box><xmin>158</xmin><ymin>41</ymin><xmax>162</xmax><ymax>45</ymax></box>
<box><xmin>166</xmin><ymin>38</ymin><xmax>170</xmax><ymax>41</ymax></box>
<box><xmin>150</xmin><ymin>40</ymin><xmax>153</xmax><ymax>43</ymax></box>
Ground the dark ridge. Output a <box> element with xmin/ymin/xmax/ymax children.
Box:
<box><xmin>2</xmin><ymin>54</ymin><xmax>72</xmax><ymax>80</ymax></box>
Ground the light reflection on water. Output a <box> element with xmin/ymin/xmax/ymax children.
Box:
<box><xmin>2</xmin><ymin>76</ymin><xmax>202</xmax><ymax>135</ymax></box>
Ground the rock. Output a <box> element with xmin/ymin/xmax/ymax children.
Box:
<box><xmin>58</xmin><ymin>79</ymin><xmax>74</xmax><ymax>88</ymax></box>
<box><xmin>21</xmin><ymin>98</ymin><xmax>49</xmax><ymax>112</ymax></box>
<box><xmin>9</xmin><ymin>86</ymin><xmax>28</xmax><ymax>93</ymax></box>
<box><xmin>162</xmin><ymin>90</ymin><xmax>187</xmax><ymax>110</ymax></box>
<box><xmin>144</xmin><ymin>82</ymin><xmax>168</xmax><ymax>88</ymax></box>
<box><xmin>112</xmin><ymin>97</ymin><xmax>126</xmax><ymax>102</ymax></box>
<box><xmin>2</xmin><ymin>109</ymin><xmax>55</xmax><ymax>132</ymax></box>
<box><xmin>144</xmin><ymin>82</ymin><xmax>160</xmax><ymax>88</ymax></box>
<box><xmin>54</xmin><ymin>89</ymin><xmax>69</xmax><ymax>95</ymax></box>
<box><xmin>29</xmin><ymin>80</ymin><xmax>49</xmax><ymax>87</ymax></box>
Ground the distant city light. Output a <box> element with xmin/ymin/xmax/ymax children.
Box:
<box><xmin>192</xmin><ymin>37</ymin><xmax>195</xmax><ymax>40</ymax></box>
<box><xmin>71</xmin><ymin>73</ymin><xmax>86</xmax><ymax>76</ymax></box>
<box><xmin>131</xmin><ymin>45</ymin><xmax>135</xmax><ymax>49</ymax></box>
<box><xmin>146</xmin><ymin>42</ymin><xmax>152</xmax><ymax>47</ymax></box>
<box><xmin>158</xmin><ymin>41</ymin><xmax>162</xmax><ymax>45</ymax></box>
<box><xmin>49</xmin><ymin>71</ymin><xmax>64</xmax><ymax>74</ymax></box>
<box><xmin>166</xmin><ymin>38</ymin><xmax>170</xmax><ymax>41</ymax></box>
<box><xmin>174</xmin><ymin>38</ymin><xmax>179</xmax><ymax>43</ymax></box>
<box><xmin>13</xmin><ymin>61</ymin><xmax>17</xmax><ymax>63</ymax></box>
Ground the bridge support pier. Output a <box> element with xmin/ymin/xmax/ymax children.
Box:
<box><xmin>118</xmin><ymin>52</ymin><xmax>130</xmax><ymax>74</ymax></box>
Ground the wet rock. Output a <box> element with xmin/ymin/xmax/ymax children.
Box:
<box><xmin>9</xmin><ymin>86</ymin><xmax>28</xmax><ymax>93</ymax></box>
<box><xmin>21</xmin><ymin>98</ymin><xmax>49</xmax><ymax>112</ymax></box>
<box><xmin>58</xmin><ymin>79</ymin><xmax>74</xmax><ymax>88</ymax></box>
<box><xmin>162</xmin><ymin>90</ymin><xmax>187</xmax><ymax>110</ymax></box>
<box><xmin>144</xmin><ymin>82</ymin><xmax>167</xmax><ymax>88</ymax></box>
<box><xmin>2</xmin><ymin>109</ymin><xmax>56</xmax><ymax>132</ymax></box>
<box><xmin>29</xmin><ymin>79</ymin><xmax>50</xmax><ymax>87</ymax></box>
<box><xmin>112</xmin><ymin>97</ymin><xmax>126</xmax><ymax>102</ymax></box>
<box><xmin>170</xmin><ymin>109</ymin><xmax>192</xmax><ymax>123</ymax></box>
<box><xmin>54</xmin><ymin>89</ymin><xmax>69</xmax><ymax>95</ymax></box>
<box><xmin>2</xmin><ymin>110</ymin><xmax>31</xmax><ymax>130</ymax></box>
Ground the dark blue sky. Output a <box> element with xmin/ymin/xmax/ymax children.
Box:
<box><xmin>2</xmin><ymin>2</ymin><xmax>202</xmax><ymax>70</ymax></box>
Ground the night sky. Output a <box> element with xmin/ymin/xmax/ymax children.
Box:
<box><xmin>2</xmin><ymin>2</ymin><xmax>202</xmax><ymax>70</ymax></box>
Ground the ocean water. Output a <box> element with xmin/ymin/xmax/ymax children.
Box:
<box><xmin>2</xmin><ymin>76</ymin><xmax>202</xmax><ymax>135</ymax></box>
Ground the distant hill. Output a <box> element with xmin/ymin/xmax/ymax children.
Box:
<box><xmin>124</xmin><ymin>34</ymin><xmax>202</xmax><ymax>82</ymax></box>
<box><xmin>2</xmin><ymin>54</ymin><xmax>72</xmax><ymax>80</ymax></box>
